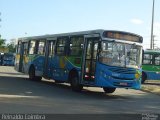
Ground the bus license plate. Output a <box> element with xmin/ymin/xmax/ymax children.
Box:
<box><xmin>119</xmin><ymin>83</ymin><xmax>128</xmax><ymax>86</ymax></box>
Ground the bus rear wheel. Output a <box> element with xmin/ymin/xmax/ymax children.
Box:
<box><xmin>70</xmin><ymin>75</ymin><xmax>83</xmax><ymax>92</ymax></box>
<box><xmin>29</xmin><ymin>66</ymin><xmax>42</xmax><ymax>81</ymax></box>
<box><xmin>103</xmin><ymin>87</ymin><xmax>116</xmax><ymax>93</ymax></box>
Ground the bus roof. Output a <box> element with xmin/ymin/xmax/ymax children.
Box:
<box><xmin>18</xmin><ymin>29</ymin><xmax>104</xmax><ymax>40</ymax></box>
<box><xmin>144</xmin><ymin>49</ymin><xmax>160</xmax><ymax>54</ymax></box>
<box><xmin>18</xmin><ymin>29</ymin><xmax>143</xmax><ymax>42</ymax></box>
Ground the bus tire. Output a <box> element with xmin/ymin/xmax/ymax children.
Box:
<box><xmin>103</xmin><ymin>87</ymin><xmax>116</xmax><ymax>93</ymax></box>
<box><xmin>70</xmin><ymin>74</ymin><xmax>83</xmax><ymax>92</ymax></box>
<box><xmin>35</xmin><ymin>76</ymin><xmax>42</xmax><ymax>81</ymax></box>
<box><xmin>142</xmin><ymin>72</ymin><xmax>147</xmax><ymax>84</ymax></box>
<box><xmin>29</xmin><ymin>66</ymin><xmax>42</xmax><ymax>81</ymax></box>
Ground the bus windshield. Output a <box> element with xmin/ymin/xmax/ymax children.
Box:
<box><xmin>99</xmin><ymin>41</ymin><xmax>142</xmax><ymax>68</ymax></box>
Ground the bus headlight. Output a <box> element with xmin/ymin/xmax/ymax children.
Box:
<box><xmin>135</xmin><ymin>72</ymin><xmax>141</xmax><ymax>79</ymax></box>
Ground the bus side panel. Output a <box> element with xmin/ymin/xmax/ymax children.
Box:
<box><xmin>22</xmin><ymin>55</ymin><xmax>30</xmax><ymax>74</ymax></box>
<box><xmin>32</xmin><ymin>55</ymin><xmax>45</xmax><ymax>77</ymax></box>
<box><xmin>25</xmin><ymin>54</ymin><xmax>45</xmax><ymax>77</ymax></box>
<box><xmin>51</xmin><ymin>56</ymin><xmax>68</xmax><ymax>81</ymax></box>
<box><xmin>51</xmin><ymin>56</ymin><xmax>81</xmax><ymax>81</ymax></box>
<box><xmin>144</xmin><ymin>71</ymin><xmax>160</xmax><ymax>80</ymax></box>
<box><xmin>45</xmin><ymin>56</ymin><xmax>52</xmax><ymax>78</ymax></box>
<box><xmin>142</xmin><ymin>65</ymin><xmax>160</xmax><ymax>80</ymax></box>
<box><xmin>95</xmin><ymin>62</ymin><xmax>141</xmax><ymax>89</ymax></box>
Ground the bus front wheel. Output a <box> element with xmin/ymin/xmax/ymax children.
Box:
<box><xmin>29</xmin><ymin>66</ymin><xmax>42</xmax><ymax>81</ymax></box>
<box><xmin>103</xmin><ymin>87</ymin><xmax>116</xmax><ymax>93</ymax></box>
<box><xmin>70</xmin><ymin>75</ymin><xmax>83</xmax><ymax>92</ymax></box>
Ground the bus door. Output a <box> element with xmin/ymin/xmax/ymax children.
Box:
<box><xmin>43</xmin><ymin>39</ymin><xmax>56</xmax><ymax>78</ymax></box>
<box><xmin>19</xmin><ymin>42</ymin><xmax>28</xmax><ymax>72</ymax></box>
<box><xmin>18</xmin><ymin>42</ymin><xmax>25</xmax><ymax>72</ymax></box>
<box><xmin>82</xmin><ymin>35</ymin><xmax>100</xmax><ymax>83</ymax></box>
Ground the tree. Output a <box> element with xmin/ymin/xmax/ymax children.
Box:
<box><xmin>0</xmin><ymin>36</ymin><xmax>16</xmax><ymax>53</ymax></box>
<box><xmin>0</xmin><ymin>35</ymin><xmax>7</xmax><ymax>52</ymax></box>
<box><xmin>0</xmin><ymin>35</ymin><xmax>9</xmax><ymax>53</ymax></box>
<box><xmin>0</xmin><ymin>36</ymin><xmax>6</xmax><ymax>47</ymax></box>
<box><xmin>7</xmin><ymin>43</ymin><xmax>16</xmax><ymax>53</ymax></box>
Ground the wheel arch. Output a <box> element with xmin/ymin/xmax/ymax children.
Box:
<box><xmin>68</xmin><ymin>68</ymin><xmax>79</xmax><ymax>83</ymax></box>
<box><xmin>28</xmin><ymin>64</ymin><xmax>35</xmax><ymax>74</ymax></box>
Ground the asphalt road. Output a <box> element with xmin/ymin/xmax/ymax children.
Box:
<box><xmin>0</xmin><ymin>66</ymin><xmax>160</xmax><ymax>114</ymax></box>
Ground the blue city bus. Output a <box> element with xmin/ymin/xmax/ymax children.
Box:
<box><xmin>2</xmin><ymin>53</ymin><xmax>15</xmax><ymax>66</ymax></box>
<box><xmin>15</xmin><ymin>30</ymin><xmax>143</xmax><ymax>93</ymax></box>
<box><xmin>0</xmin><ymin>52</ymin><xmax>4</xmax><ymax>65</ymax></box>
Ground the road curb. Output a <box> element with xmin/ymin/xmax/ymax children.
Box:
<box><xmin>141</xmin><ymin>86</ymin><xmax>160</xmax><ymax>96</ymax></box>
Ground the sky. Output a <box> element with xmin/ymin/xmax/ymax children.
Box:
<box><xmin>0</xmin><ymin>0</ymin><xmax>160</xmax><ymax>49</ymax></box>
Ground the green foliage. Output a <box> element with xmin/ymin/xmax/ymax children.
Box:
<box><xmin>0</xmin><ymin>35</ymin><xmax>16</xmax><ymax>53</ymax></box>
<box><xmin>7</xmin><ymin>43</ymin><xmax>16</xmax><ymax>53</ymax></box>
<box><xmin>0</xmin><ymin>36</ymin><xmax>15</xmax><ymax>53</ymax></box>
<box><xmin>0</xmin><ymin>38</ymin><xmax>6</xmax><ymax>47</ymax></box>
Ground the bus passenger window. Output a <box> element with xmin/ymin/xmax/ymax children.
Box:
<box><xmin>69</xmin><ymin>36</ymin><xmax>84</xmax><ymax>56</ymax></box>
<box><xmin>29</xmin><ymin>41</ymin><xmax>36</xmax><ymax>54</ymax></box>
<box><xmin>56</xmin><ymin>37</ymin><xmax>68</xmax><ymax>55</ymax></box>
<box><xmin>37</xmin><ymin>41</ymin><xmax>45</xmax><ymax>55</ymax></box>
<box><xmin>49</xmin><ymin>41</ymin><xmax>55</xmax><ymax>56</ymax></box>
<box><xmin>155</xmin><ymin>55</ymin><xmax>160</xmax><ymax>65</ymax></box>
<box><xmin>143</xmin><ymin>54</ymin><xmax>152</xmax><ymax>65</ymax></box>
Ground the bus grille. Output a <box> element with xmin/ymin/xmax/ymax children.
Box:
<box><xmin>108</xmin><ymin>66</ymin><xmax>136</xmax><ymax>74</ymax></box>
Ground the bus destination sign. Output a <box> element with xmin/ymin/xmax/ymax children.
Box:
<box><xmin>103</xmin><ymin>31</ymin><xmax>143</xmax><ymax>43</ymax></box>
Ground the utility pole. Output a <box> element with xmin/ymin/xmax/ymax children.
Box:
<box><xmin>0</xmin><ymin>12</ymin><xmax>1</xmax><ymax>21</ymax></box>
<box><xmin>150</xmin><ymin>0</ymin><xmax>155</xmax><ymax>49</ymax></box>
<box><xmin>153</xmin><ymin>36</ymin><xmax>159</xmax><ymax>49</ymax></box>
<box><xmin>0</xmin><ymin>12</ymin><xmax>1</xmax><ymax>22</ymax></box>
<box><xmin>0</xmin><ymin>12</ymin><xmax>1</xmax><ymax>27</ymax></box>
<box><xmin>0</xmin><ymin>12</ymin><xmax>1</xmax><ymax>38</ymax></box>
<box><xmin>153</xmin><ymin>35</ymin><xmax>155</xmax><ymax>49</ymax></box>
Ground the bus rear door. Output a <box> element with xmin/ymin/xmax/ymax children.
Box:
<box><xmin>19</xmin><ymin>42</ymin><xmax>28</xmax><ymax>72</ymax></box>
<box><xmin>43</xmin><ymin>39</ymin><xmax>56</xmax><ymax>78</ymax></box>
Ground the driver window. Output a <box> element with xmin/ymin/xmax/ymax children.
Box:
<box><xmin>155</xmin><ymin>55</ymin><xmax>160</xmax><ymax>65</ymax></box>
